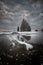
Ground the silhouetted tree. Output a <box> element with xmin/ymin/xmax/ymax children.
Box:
<box><xmin>20</xmin><ymin>19</ymin><xmax>31</xmax><ymax>31</ymax></box>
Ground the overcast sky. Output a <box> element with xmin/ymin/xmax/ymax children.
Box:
<box><xmin>0</xmin><ymin>0</ymin><xmax>43</xmax><ymax>31</ymax></box>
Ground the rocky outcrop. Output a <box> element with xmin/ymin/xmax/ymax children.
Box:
<box><xmin>20</xmin><ymin>19</ymin><xmax>31</xmax><ymax>31</ymax></box>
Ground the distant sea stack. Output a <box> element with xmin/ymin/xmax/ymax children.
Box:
<box><xmin>20</xmin><ymin>19</ymin><xmax>31</xmax><ymax>32</ymax></box>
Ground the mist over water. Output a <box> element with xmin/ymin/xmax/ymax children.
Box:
<box><xmin>0</xmin><ymin>32</ymin><xmax>43</xmax><ymax>46</ymax></box>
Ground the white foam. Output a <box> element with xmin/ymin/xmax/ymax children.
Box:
<box><xmin>7</xmin><ymin>35</ymin><xmax>33</xmax><ymax>50</ymax></box>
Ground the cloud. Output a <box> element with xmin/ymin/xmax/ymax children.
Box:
<box><xmin>0</xmin><ymin>0</ymin><xmax>43</xmax><ymax>31</ymax></box>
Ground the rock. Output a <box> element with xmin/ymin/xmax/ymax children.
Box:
<box><xmin>20</xmin><ymin>19</ymin><xmax>31</xmax><ymax>31</ymax></box>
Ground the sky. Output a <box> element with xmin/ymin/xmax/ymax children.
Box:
<box><xmin>0</xmin><ymin>0</ymin><xmax>43</xmax><ymax>31</ymax></box>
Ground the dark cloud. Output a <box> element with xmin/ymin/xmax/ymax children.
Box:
<box><xmin>0</xmin><ymin>0</ymin><xmax>43</xmax><ymax>31</ymax></box>
<box><xmin>27</xmin><ymin>0</ymin><xmax>43</xmax><ymax>3</ymax></box>
<box><xmin>0</xmin><ymin>0</ymin><xmax>43</xmax><ymax>6</ymax></box>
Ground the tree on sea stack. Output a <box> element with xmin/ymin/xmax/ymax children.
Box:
<box><xmin>20</xmin><ymin>19</ymin><xmax>31</xmax><ymax>31</ymax></box>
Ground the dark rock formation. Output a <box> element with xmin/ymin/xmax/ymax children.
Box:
<box><xmin>41</xmin><ymin>29</ymin><xmax>43</xmax><ymax>32</ymax></box>
<box><xmin>17</xmin><ymin>26</ymin><xmax>19</xmax><ymax>31</ymax></box>
<box><xmin>20</xmin><ymin>19</ymin><xmax>31</xmax><ymax>31</ymax></box>
<box><xmin>35</xmin><ymin>29</ymin><xmax>38</xmax><ymax>32</ymax></box>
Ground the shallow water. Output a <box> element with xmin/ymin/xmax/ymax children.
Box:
<box><xmin>0</xmin><ymin>32</ymin><xmax>43</xmax><ymax>65</ymax></box>
<box><xmin>0</xmin><ymin>32</ymin><xmax>43</xmax><ymax>53</ymax></box>
<box><xmin>0</xmin><ymin>32</ymin><xmax>43</xmax><ymax>45</ymax></box>
<box><xmin>29</xmin><ymin>32</ymin><xmax>43</xmax><ymax>44</ymax></box>
<box><xmin>12</xmin><ymin>32</ymin><xmax>43</xmax><ymax>44</ymax></box>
